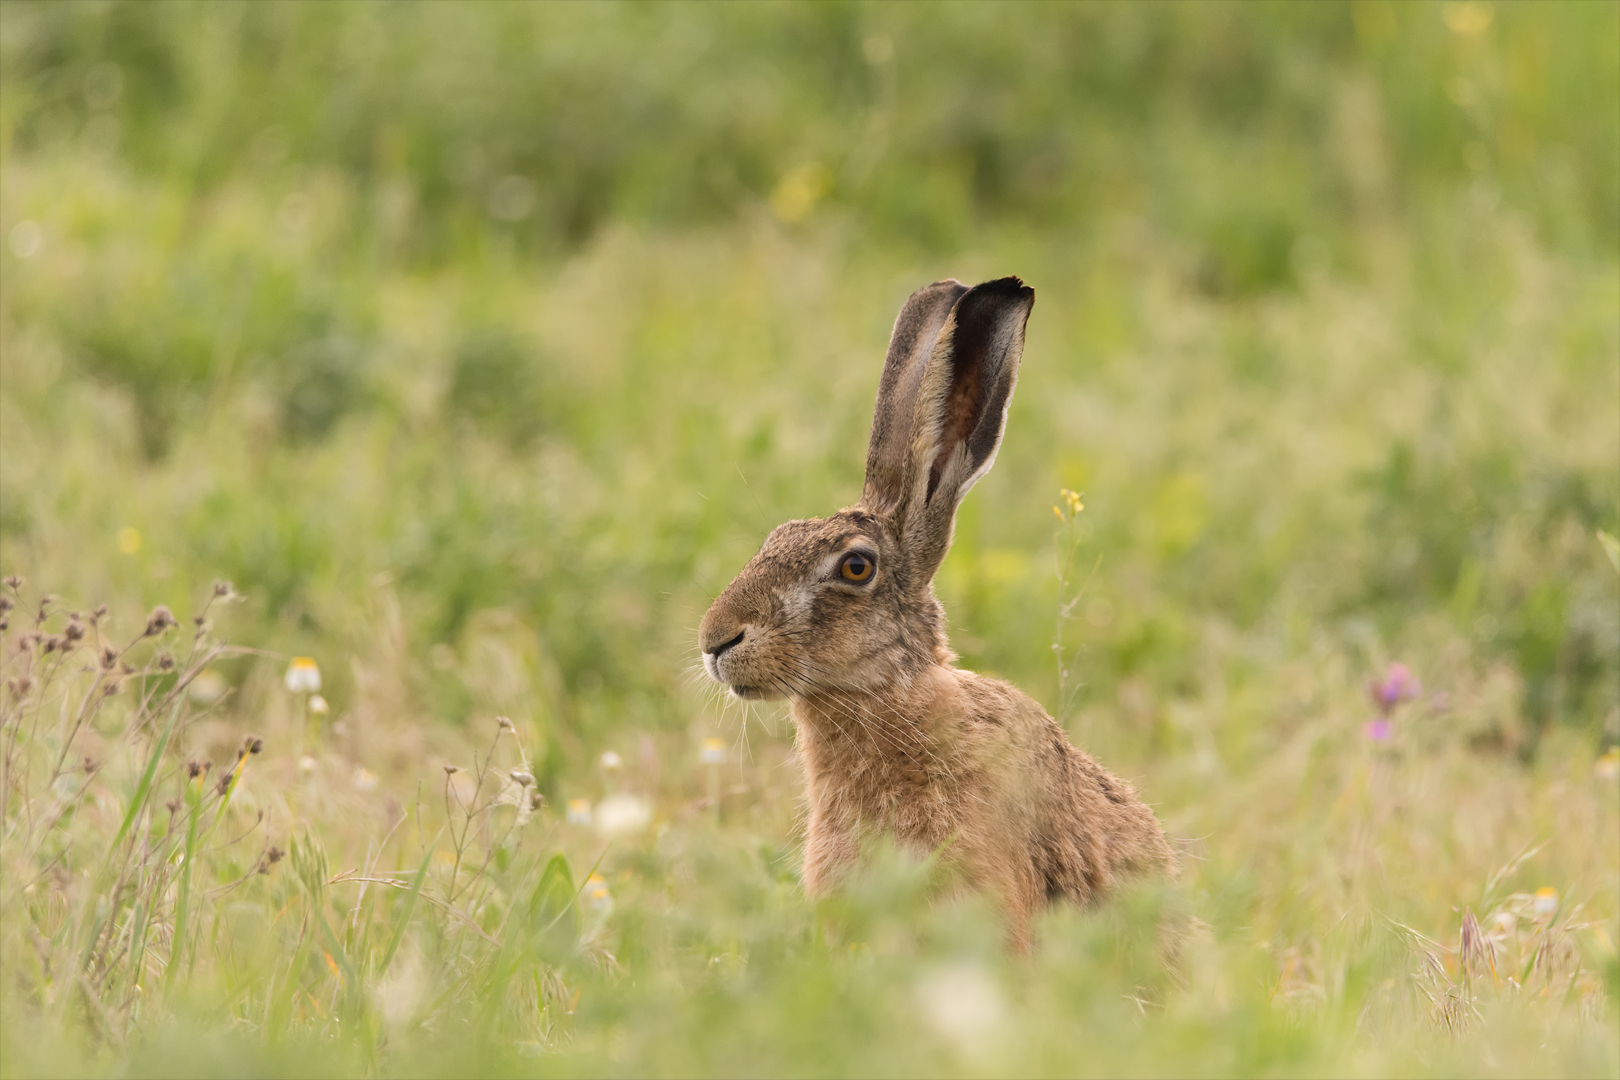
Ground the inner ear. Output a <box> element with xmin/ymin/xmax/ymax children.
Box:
<box><xmin>927</xmin><ymin>347</ymin><xmax>988</xmax><ymax>502</ymax></box>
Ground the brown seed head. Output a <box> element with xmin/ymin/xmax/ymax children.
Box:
<box><xmin>1459</xmin><ymin>908</ymin><xmax>1492</xmax><ymax>978</ymax></box>
<box><xmin>2</xmin><ymin>576</ymin><xmax>21</xmax><ymax>590</ymax></box>
<box><xmin>42</xmin><ymin>635</ymin><xmax>63</xmax><ymax>654</ymax></box>
<box><xmin>244</xmin><ymin>735</ymin><xmax>264</xmax><ymax>755</ymax></box>
<box><xmin>101</xmin><ymin>645</ymin><xmax>118</xmax><ymax>669</ymax></box>
<box><xmin>529</xmin><ymin>790</ymin><xmax>544</xmax><ymax>811</ymax></box>
<box><xmin>144</xmin><ymin>605</ymin><xmax>178</xmax><ymax>636</ymax></box>
<box><xmin>187</xmin><ymin>760</ymin><xmax>205</xmax><ymax>779</ymax></box>
<box><xmin>214</xmin><ymin>581</ymin><xmax>234</xmax><ymax>598</ymax></box>
<box><xmin>8</xmin><ymin>676</ymin><xmax>32</xmax><ymax>698</ymax></box>
<box><xmin>497</xmin><ymin>716</ymin><xmax>513</xmax><ymax>729</ymax></box>
<box><xmin>103</xmin><ymin>681</ymin><xmax>120</xmax><ymax>696</ymax></box>
<box><xmin>83</xmin><ymin>756</ymin><xmax>97</xmax><ymax>773</ymax></box>
<box><xmin>92</xmin><ymin>604</ymin><xmax>108</xmax><ymax>621</ymax></box>
<box><xmin>64</xmin><ymin>620</ymin><xmax>85</xmax><ymax>644</ymax></box>
<box><xmin>216</xmin><ymin>772</ymin><xmax>234</xmax><ymax>797</ymax></box>
<box><xmin>156</xmin><ymin>654</ymin><xmax>176</xmax><ymax>672</ymax></box>
<box><xmin>443</xmin><ymin>764</ymin><xmax>459</xmax><ymax>775</ymax></box>
<box><xmin>0</xmin><ymin>596</ymin><xmax>12</xmax><ymax>614</ymax></box>
<box><xmin>165</xmin><ymin>799</ymin><xmax>179</xmax><ymax>815</ymax></box>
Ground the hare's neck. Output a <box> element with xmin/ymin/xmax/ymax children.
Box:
<box><xmin>790</xmin><ymin>669</ymin><xmax>958</xmax><ymax>794</ymax></box>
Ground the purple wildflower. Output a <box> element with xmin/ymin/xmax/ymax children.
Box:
<box><xmin>1369</xmin><ymin>662</ymin><xmax>1421</xmax><ymax>717</ymax></box>
<box><xmin>1364</xmin><ymin>719</ymin><xmax>1392</xmax><ymax>741</ymax></box>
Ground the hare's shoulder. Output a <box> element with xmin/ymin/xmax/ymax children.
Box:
<box><xmin>944</xmin><ymin>667</ymin><xmax>1063</xmax><ymax>736</ymax></box>
<box><xmin>938</xmin><ymin>669</ymin><xmax>1079</xmax><ymax>780</ymax></box>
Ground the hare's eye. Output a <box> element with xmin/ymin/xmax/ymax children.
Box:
<box><xmin>839</xmin><ymin>551</ymin><xmax>875</xmax><ymax>583</ymax></box>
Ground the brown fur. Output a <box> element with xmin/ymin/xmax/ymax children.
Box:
<box><xmin>700</xmin><ymin>277</ymin><xmax>1174</xmax><ymax>951</ymax></box>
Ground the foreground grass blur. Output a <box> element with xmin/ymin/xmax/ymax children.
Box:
<box><xmin>1</xmin><ymin>3</ymin><xmax>1616</xmax><ymax>1076</ymax></box>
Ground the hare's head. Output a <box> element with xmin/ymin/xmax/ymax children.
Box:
<box><xmin>700</xmin><ymin>277</ymin><xmax>1034</xmax><ymax>700</ymax></box>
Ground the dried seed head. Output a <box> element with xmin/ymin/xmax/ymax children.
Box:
<box><xmin>443</xmin><ymin>764</ymin><xmax>459</xmax><ymax>775</ymax></box>
<box><xmin>529</xmin><ymin>790</ymin><xmax>544</xmax><ymax>811</ymax></box>
<box><xmin>1</xmin><ymin>576</ymin><xmax>19</xmax><ymax>591</ymax></box>
<box><xmin>64</xmin><ymin>620</ymin><xmax>85</xmax><ymax>643</ymax></box>
<box><xmin>42</xmin><ymin>635</ymin><xmax>63</xmax><ymax>654</ymax></box>
<box><xmin>144</xmin><ymin>605</ymin><xmax>177</xmax><ymax>636</ymax></box>
<box><xmin>165</xmin><ymin>799</ymin><xmax>179</xmax><ymax>815</ymax></box>
<box><xmin>216</xmin><ymin>772</ymin><xmax>234</xmax><ymax>797</ymax></box>
<box><xmin>509</xmin><ymin>769</ymin><xmax>534</xmax><ymax>787</ymax></box>
<box><xmin>7</xmin><ymin>676</ymin><xmax>31</xmax><ymax>698</ymax></box>
<box><xmin>1459</xmin><ymin>908</ymin><xmax>1490</xmax><ymax>977</ymax></box>
<box><xmin>103</xmin><ymin>681</ymin><xmax>120</xmax><ymax>696</ymax></box>
<box><xmin>0</xmin><ymin>596</ymin><xmax>12</xmax><ymax>613</ymax></box>
<box><xmin>92</xmin><ymin>604</ymin><xmax>108</xmax><ymax>621</ymax></box>
<box><xmin>244</xmin><ymin>735</ymin><xmax>264</xmax><ymax>755</ymax></box>
<box><xmin>266</xmin><ymin>846</ymin><xmax>284</xmax><ymax>864</ymax></box>
<box><xmin>187</xmin><ymin>760</ymin><xmax>205</xmax><ymax>779</ymax></box>
<box><xmin>83</xmin><ymin>756</ymin><xmax>97</xmax><ymax>773</ymax></box>
<box><xmin>497</xmin><ymin>716</ymin><xmax>513</xmax><ymax>729</ymax></box>
<box><xmin>156</xmin><ymin>654</ymin><xmax>176</xmax><ymax>672</ymax></box>
<box><xmin>213</xmin><ymin>580</ymin><xmax>234</xmax><ymax>598</ymax></box>
<box><xmin>101</xmin><ymin>645</ymin><xmax>118</xmax><ymax>669</ymax></box>
<box><xmin>0</xmin><ymin>619</ymin><xmax>8</xmax><ymax>632</ymax></box>
<box><xmin>120</xmin><ymin>661</ymin><xmax>136</xmax><ymax>676</ymax></box>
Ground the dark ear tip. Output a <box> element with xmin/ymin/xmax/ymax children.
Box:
<box><xmin>973</xmin><ymin>275</ymin><xmax>1034</xmax><ymax>302</ymax></box>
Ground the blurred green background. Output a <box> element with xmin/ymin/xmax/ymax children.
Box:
<box><xmin>2</xmin><ymin>0</ymin><xmax>1614</xmax><ymax>773</ymax></box>
<box><xmin>0</xmin><ymin>4</ymin><xmax>1617</xmax><ymax>1073</ymax></box>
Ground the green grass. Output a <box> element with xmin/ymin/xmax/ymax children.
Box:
<box><xmin>1</xmin><ymin>2</ymin><xmax>1617</xmax><ymax>1076</ymax></box>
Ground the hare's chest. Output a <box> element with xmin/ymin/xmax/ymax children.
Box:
<box><xmin>796</xmin><ymin>723</ymin><xmax>964</xmax><ymax>846</ymax></box>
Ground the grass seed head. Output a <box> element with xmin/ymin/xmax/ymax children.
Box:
<box><xmin>143</xmin><ymin>605</ymin><xmax>177</xmax><ymax>636</ymax></box>
<box><xmin>2</xmin><ymin>576</ymin><xmax>20</xmax><ymax>591</ymax></box>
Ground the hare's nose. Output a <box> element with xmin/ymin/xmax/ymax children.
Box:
<box><xmin>705</xmin><ymin>629</ymin><xmax>745</xmax><ymax>657</ymax></box>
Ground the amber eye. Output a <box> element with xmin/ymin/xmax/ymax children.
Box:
<box><xmin>839</xmin><ymin>551</ymin><xmax>875</xmax><ymax>583</ymax></box>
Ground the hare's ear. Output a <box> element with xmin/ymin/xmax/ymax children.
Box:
<box><xmin>862</xmin><ymin>279</ymin><xmax>971</xmax><ymax>516</ymax></box>
<box><xmin>899</xmin><ymin>276</ymin><xmax>1035</xmax><ymax>579</ymax></box>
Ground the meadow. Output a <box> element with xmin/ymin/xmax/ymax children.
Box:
<box><xmin>0</xmin><ymin>2</ymin><xmax>1617</xmax><ymax>1076</ymax></box>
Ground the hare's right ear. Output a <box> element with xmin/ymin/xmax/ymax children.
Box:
<box><xmin>866</xmin><ymin>277</ymin><xmax>1034</xmax><ymax>582</ymax></box>
<box><xmin>862</xmin><ymin>279</ymin><xmax>971</xmax><ymax>516</ymax></box>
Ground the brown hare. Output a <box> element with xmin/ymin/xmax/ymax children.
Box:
<box><xmin>699</xmin><ymin>277</ymin><xmax>1174</xmax><ymax>950</ymax></box>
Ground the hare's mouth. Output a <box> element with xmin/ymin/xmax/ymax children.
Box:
<box><xmin>730</xmin><ymin>684</ymin><xmax>764</xmax><ymax>700</ymax></box>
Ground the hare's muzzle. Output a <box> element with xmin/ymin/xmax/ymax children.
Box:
<box><xmin>699</xmin><ymin>624</ymin><xmax>748</xmax><ymax>685</ymax></box>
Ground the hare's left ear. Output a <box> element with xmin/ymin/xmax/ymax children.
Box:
<box><xmin>899</xmin><ymin>276</ymin><xmax>1034</xmax><ymax>579</ymax></box>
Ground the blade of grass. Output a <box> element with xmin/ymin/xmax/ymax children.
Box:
<box><xmin>377</xmin><ymin>838</ymin><xmax>437</xmax><ymax>980</ymax></box>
